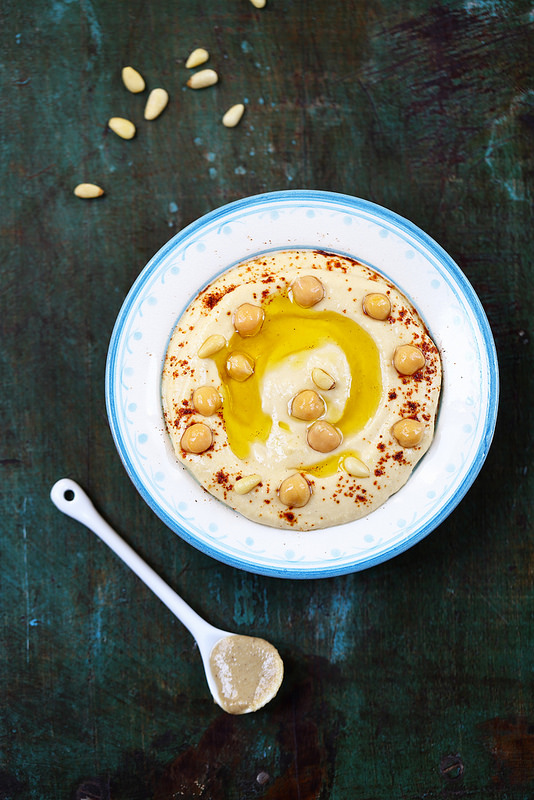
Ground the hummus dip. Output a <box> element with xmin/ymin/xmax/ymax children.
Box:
<box><xmin>162</xmin><ymin>250</ymin><xmax>441</xmax><ymax>531</ymax></box>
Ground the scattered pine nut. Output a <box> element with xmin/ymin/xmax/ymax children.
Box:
<box><xmin>144</xmin><ymin>88</ymin><xmax>169</xmax><ymax>120</ymax></box>
<box><xmin>222</xmin><ymin>103</ymin><xmax>245</xmax><ymax>128</ymax></box>
<box><xmin>186</xmin><ymin>68</ymin><xmax>219</xmax><ymax>89</ymax></box>
<box><xmin>186</xmin><ymin>48</ymin><xmax>209</xmax><ymax>69</ymax></box>
<box><xmin>250</xmin><ymin>0</ymin><xmax>266</xmax><ymax>7</ymax></box>
<box><xmin>73</xmin><ymin>183</ymin><xmax>104</xmax><ymax>199</ymax></box>
<box><xmin>108</xmin><ymin>117</ymin><xmax>136</xmax><ymax>139</ymax></box>
<box><xmin>121</xmin><ymin>66</ymin><xmax>145</xmax><ymax>93</ymax></box>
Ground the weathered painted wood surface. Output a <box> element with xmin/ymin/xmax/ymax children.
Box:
<box><xmin>1</xmin><ymin>0</ymin><xmax>533</xmax><ymax>797</ymax></box>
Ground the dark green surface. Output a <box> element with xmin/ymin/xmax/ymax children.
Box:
<box><xmin>1</xmin><ymin>1</ymin><xmax>533</xmax><ymax>798</ymax></box>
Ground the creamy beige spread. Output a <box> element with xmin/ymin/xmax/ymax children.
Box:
<box><xmin>209</xmin><ymin>635</ymin><xmax>284</xmax><ymax>715</ymax></box>
<box><xmin>162</xmin><ymin>249</ymin><xmax>441</xmax><ymax>530</ymax></box>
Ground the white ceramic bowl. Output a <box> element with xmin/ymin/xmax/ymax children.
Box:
<box><xmin>105</xmin><ymin>190</ymin><xmax>498</xmax><ymax>578</ymax></box>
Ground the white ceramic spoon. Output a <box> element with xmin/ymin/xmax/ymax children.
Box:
<box><xmin>50</xmin><ymin>478</ymin><xmax>283</xmax><ymax>715</ymax></box>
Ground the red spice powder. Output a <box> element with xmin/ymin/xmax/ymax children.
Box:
<box><xmin>201</xmin><ymin>284</ymin><xmax>238</xmax><ymax>310</ymax></box>
<box><xmin>214</xmin><ymin>469</ymin><xmax>232</xmax><ymax>488</ymax></box>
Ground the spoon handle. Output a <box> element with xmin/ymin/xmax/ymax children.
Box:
<box><xmin>50</xmin><ymin>478</ymin><xmax>222</xmax><ymax>645</ymax></box>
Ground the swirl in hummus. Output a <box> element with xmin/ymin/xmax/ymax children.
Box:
<box><xmin>161</xmin><ymin>250</ymin><xmax>441</xmax><ymax>531</ymax></box>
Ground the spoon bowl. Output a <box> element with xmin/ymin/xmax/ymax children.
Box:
<box><xmin>50</xmin><ymin>478</ymin><xmax>283</xmax><ymax>714</ymax></box>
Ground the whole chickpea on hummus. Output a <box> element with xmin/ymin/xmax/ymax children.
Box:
<box><xmin>161</xmin><ymin>250</ymin><xmax>441</xmax><ymax>531</ymax></box>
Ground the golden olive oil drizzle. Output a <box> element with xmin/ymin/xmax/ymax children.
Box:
<box><xmin>213</xmin><ymin>293</ymin><xmax>382</xmax><ymax>465</ymax></box>
<box><xmin>297</xmin><ymin>451</ymin><xmax>364</xmax><ymax>479</ymax></box>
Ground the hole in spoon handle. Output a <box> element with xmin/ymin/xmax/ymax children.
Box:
<box><xmin>50</xmin><ymin>478</ymin><xmax>101</xmax><ymax>527</ymax></box>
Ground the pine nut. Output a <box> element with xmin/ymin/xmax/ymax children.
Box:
<box><xmin>197</xmin><ymin>334</ymin><xmax>226</xmax><ymax>358</ymax></box>
<box><xmin>234</xmin><ymin>474</ymin><xmax>262</xmax><ymax>495</ymax></box>
<box><xmin>222</xmin><ymin>103</ymin><xmax>245</xmax><ymax>128</ymax></box>
<box><xmin>186</xmin><ymin>69</ymin><xmax>218</xmax><ymax>89</ymax></box>
<box><xmin>73</xmin><ymin>183</ymin><xmax>104</xmax><ymax>199</ymax></box>
<box><xmin>185</xmin><ymin>48</ymin><xmax>209</xmax><ymax>69</ymax></box>
<box><xmin>108</xmin><ymin>117</ymin><xmax>136</xmax><ymax>140</ymax></box>
<box><xmin>144</xmin><ymin>88</ymin><xmax>169</xmax><ymax>120</ymax></box>
<box><xmin>121</xmin><ymin>66</ymin><xmax>145</xmax><ymax>93</ymax></box>
<box><xmin>311</xmin><ymin>368</ymin><xmax>335</xmax><ymax>391</ymax></box>
<box><xmin>344</xmin><ymin>456</ymin><xmax>370</xmax><ymax>478</ymax></box>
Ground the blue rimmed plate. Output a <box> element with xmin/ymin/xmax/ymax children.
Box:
<box><xmin>105</xmin><ymin>190</ymin><xmax>498</xmax><ymax>578</ymax></box>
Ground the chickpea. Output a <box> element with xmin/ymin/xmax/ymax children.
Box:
<box><xmin>181</xmin><ymin>422</ymin><xmax>213</xmax><ymax>453</ymax></box>
<box><xmin>278</xmin><ymin>473</ymin><xmax>311</xmax><ymax>508</ymax></box>
<box><xmin>226</xmin><ymin>351</ymin><xmax>255</xmax><ymax>381</ymax></box>
<box><xmin>233</xmin><ymin>303</ymin><xmax>265</xmax><ymax>337</ymax></box>
<box><xmin>393</xmin><ymin>344</ymin><xmax>426</xmax><ymax>375</ymax></box>
<box><xmin>192</xmin><ymin>386</ymin><xmax>221</xmax><ymax>416</ymax></box>
<box><xmin>290</xmin><ymin>389</ymin><xmax>325</xmax><ymax>421</ymax></box>
<box><xmin>392</xmin><ymin>418</ymin><xmax>424</xmax><ymax>448</ymax></box>
<box><xmin>290</xmin><ymin>275</ymin><xmax>325</xmax><ymax>308</ymax></box>
<box><xmin>307</xmin><ymin>420</ymin><xmax>342</xmax><ymax>453</ymax></box>
<box><xmin>363</xmin><ymin>292</ymin><xmax>391</xmax><ymax>320</ymax></box>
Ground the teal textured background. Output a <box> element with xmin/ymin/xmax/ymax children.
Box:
<box><xmin>1</xmin><ymin>1</ymin><xmax>533</xmax><ymax>797</ymax></box>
